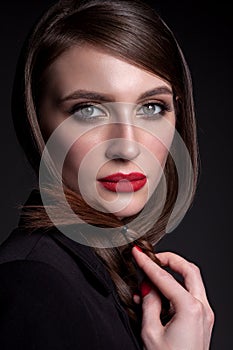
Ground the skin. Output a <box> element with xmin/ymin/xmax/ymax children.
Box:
<box><xmin>131</xmin><ymin>247</ymin><xmax>215</xmax><ymax>350</ymax></box>
<box><xmin>38</xmin><ymin>44</ymin><xmax>214</xmax><ymax>349</ymax></box>
<box><xmin>39</xmin><ymin>44</ymin><xmax>176</xmax><ymax>217</ymax></box>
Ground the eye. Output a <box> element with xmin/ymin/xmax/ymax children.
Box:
<box><xmin>137</xmin><ymin>102</ymin><xmax>166</xmax><ymax>118</ymax></box>
<box><xmin>70</xmin><ymin>104</ymin><xmax>107</xmax><ymax>122</ymax></box>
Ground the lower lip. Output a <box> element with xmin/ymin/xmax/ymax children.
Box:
<box><xmin>98</xmin><ymin>178</ymin><xmax>147</xmax><ymax>193</ymax></box>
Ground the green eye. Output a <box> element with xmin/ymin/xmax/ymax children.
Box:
<box><xmin>137</xmin><ymin>103</ymin><xmax>163</xmax><ymax>117</ymax></box>
<box><xmin>81</xmin><ymin>106</ymin><xmax>96</xmax><ymax>117</ymax></box>
<box><xmin>71</xmin><ymin>104</ymin><xmax>107</xmax><ymax>122</ymax></box>
<box><xmin>80</xmin><ymin>106</ymin><xmax>105</xmax><ymax>118</ymax></box>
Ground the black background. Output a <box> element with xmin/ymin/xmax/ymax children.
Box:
<box><xmin>0</xmin><ymin>1</ymin><xmax>232</xmax><ymax>349</ymax></box>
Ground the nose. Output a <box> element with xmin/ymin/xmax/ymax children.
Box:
<box><xmin>105</xmin><ymin>123</ymin><xmax>140</xmax><ymax>160</ymax></box>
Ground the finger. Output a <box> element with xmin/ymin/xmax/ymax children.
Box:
<box><xmin>157</xmin><ymin>251</ymin><xmax>215</xmax><ymax>348</ymax></box>
<box><xmin>132</xmin><ymin>246</ymin><xmax>191</xmax><ymax>310</ymax></box>
<box><xmin>140</xmin><ymin>284</ymin><xmax>164</xmax><ymax>334</ymax></box>
<box><xmin>133</xmin><ymin>294</ymin><xmax>141</xmax><ymax>304</ymax></box>
<box><xmin>155</xmin><ymin>252</ymin><xmax>209</xmax><ymax>303</ymax></box>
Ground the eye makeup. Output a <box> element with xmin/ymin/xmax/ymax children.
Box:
<box><xmin>67</xmin><ymin>99</ymin><xmax>173</xmax><ymax>123</ymax></box>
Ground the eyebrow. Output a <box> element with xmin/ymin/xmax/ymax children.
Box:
<box><xmin>58</xmin><ymin>86</ymin><xmax>173</xmax><ymax>105</ymax></box>
<box><xmin>139</xmin><ymin>87</ymin><xmax>173</xmax><ymax>99</ymax></box>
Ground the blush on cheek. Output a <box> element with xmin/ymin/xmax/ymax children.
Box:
<box><xmin>160</xmin><ymin>146</ymin><xmax>171</xmax><ymax>169</ymax></box>
<box><xmin>62</xmin><ymin>141</ymin><xmax>90</xmax><ymax>192</ymax></box>
<box><xmin>146</xmin><ymin>138</ymin><xmax>170</xmax><ymax>168</ymax></box>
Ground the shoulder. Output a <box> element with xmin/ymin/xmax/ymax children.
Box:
<box><xmin>0</xmin><ymin>227</ymin><xmax>92</xmax><ymax>305</ymax></box>
<box><xmin>0</xmin><ymin>230</ymin><xmax>142</xmax><ymax>350</ymax></box>
<box><xmin>0</xmin><ymin>226</ymin><xmax>80</xmax><ymax>277</ymax></box>
<box><xmin>0</xmin><ymin>228</ymin><xmax>96</xmax><ymax>323</ymax></box>
<box><xmin>0</xmin><ymin>259</ymin><xmax>76</xmax><ymax>297</ymax></box>
<box><xmin>0</xmin><ymin>259</ymin><xmax>98</xmax><ymax>349</ymax></box>
<box><xmin>0</xmin><ymin>259</ymin><xmax>85</xmax><ymax>321</ymax></box>
<box><xmin>0</xmin><ymin>230</ymin><xmax>115</xmax><ymax>350</ymax></box>
<box><xmin>0</xmin><ymin>226</ymin><xmax>110</xmax><ymax>312</ymax></box>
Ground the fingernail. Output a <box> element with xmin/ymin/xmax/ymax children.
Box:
<box><xmin>140</xmin><ymin>280</ymin><xmax>151</xmax><ymax>297</ymax></box>
<box><xmin>134</xmin><ymin>245</ymin><xmax>143</xmax><ymax>252</ymax></box>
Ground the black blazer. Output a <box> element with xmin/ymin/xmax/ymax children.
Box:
<box><xmin>0</xmin><ymin>191</ymin><xmax>143</xmax><ymax>350</ymax></box>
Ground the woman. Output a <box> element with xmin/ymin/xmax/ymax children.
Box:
<box><xmin>0</xmin><ymin>0</ymin><xmax>214</xmax><ymax>349</ymax></box>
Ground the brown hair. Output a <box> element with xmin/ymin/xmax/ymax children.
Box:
<box><xmin>12</xmin><ymin>0</ymin><xmax>199</xmax><ymax>330</ymax></box>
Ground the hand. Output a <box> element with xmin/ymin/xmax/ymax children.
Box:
<box><xmin>131</xmin><ymin>247</ymin><xmax>215</xmax><ymax>350</ymax></box>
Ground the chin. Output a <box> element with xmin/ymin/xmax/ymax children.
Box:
<box><xmin>110</xmin><ymin>201</ymin><xmax>146</xmax><ymax>219</ymax></box>
<box><xmin>95</xmin><ymin>182</ymin><xmax>150</xmax><ymax>217</ymax></box>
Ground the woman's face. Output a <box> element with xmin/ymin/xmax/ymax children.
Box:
<box><xmin>39</xmin><ymin>44</ymin><xmax>176</xmax><ymax>218</ymax></box>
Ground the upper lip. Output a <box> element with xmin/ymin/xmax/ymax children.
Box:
<box><xmin>98</xmin><ymin>172</ymin><xmax>146</xmax><ymax>182</ymax></box>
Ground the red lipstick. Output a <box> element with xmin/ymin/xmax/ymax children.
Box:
<box><xmin>98</xmin><ymin>172</ymin><xmax>147</xmax><ymax>192</ymax></box>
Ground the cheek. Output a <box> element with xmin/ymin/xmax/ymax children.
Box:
<box><xmin>63</xmin><ymin>139</ymin><xmax>93</xmax><ymax>175</ymax></box>
<box><xmin>156</xmin><ymin>141</ymin><xmax>169</xmax><ymax>166</ymax></box>
<box><xmin>63</xmin><ymin>126</ymin><xmax>108</xmax><ymax>171</ymax></box>
<box><xmin>62</xmin><ymin>139</ymin><xmax>94</xmax><ymax>192</ymax></box>
<box><xmin>143</xmin><ymin>135</ymin><xmax>172</xmax><ymax>168</ymax></box>
<box><xmin>138</xmin><ymin>115</ymin><xmax>176</xmax><ymax>165</ymax></box>
<box><xmin>62</xmin><ymin>128</ymin><xmax>106</xmax><ymax>191</ymax></box>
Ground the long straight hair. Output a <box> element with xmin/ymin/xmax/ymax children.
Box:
<box><xmin>12</xmin><ymin>0</ymin><xmax>199</xmax><ymax>328</ymax></box>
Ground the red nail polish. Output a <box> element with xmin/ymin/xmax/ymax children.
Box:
<box><xmin>140</xmin><ymin>280</ymin><xmax>151</xmax><ymax>297</ymax></box>
<box><xmin>134</xmin><ymin>245</ymin><xmax>142</xmax><ymax>252</ymax></box>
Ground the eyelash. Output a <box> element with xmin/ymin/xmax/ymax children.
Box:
<box><xmin>68</xmin><ymin>101</ymin><xmax>171</xmax><ymax>121</ymax></box>
<box><xmin>137</xmin><ymin>101</ymin><xmax>171</xmax><ymax>118</ymax></box>
<box><xmin>68</xmin><ymin>102</ymin><xmax>107</xmax><ymax>122</ymax></box>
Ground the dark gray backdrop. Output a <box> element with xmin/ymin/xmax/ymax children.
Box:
<box><xmin>0</xmin><ymin>1</ymin><xmax>232</xmax><ymax>349</ymax></box>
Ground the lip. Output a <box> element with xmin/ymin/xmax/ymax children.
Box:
<box><xmin>98</xmin><ymin>172</ymin><xmax>147</xmax><ymax>192</ymax></box>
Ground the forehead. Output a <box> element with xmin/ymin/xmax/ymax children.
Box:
<box><xmin>43</xmin><ymin>44</ymin><xmax>172</xmax><ymax>101</ymax></box>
